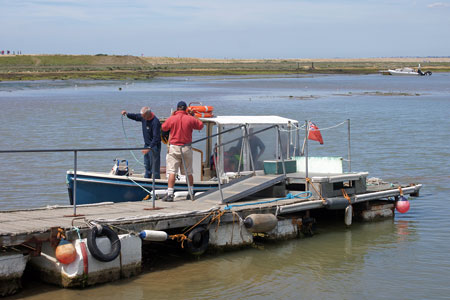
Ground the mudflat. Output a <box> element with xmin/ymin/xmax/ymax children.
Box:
<box><xmin>1</xmin><ymin>54</ymin><xmax>449</xmax><ymax>81</ymax></box>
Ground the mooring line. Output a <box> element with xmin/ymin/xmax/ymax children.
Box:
<box><xmin>121</xmin><ymin>115</ymin><xmax>145</xmax><ymax>167</ymax></box>
<box><xmin>306</xmin><ymin>178</ymin><xmax>326</xmax><ymax>204</ymax></box>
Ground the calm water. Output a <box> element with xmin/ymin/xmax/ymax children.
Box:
<box><xmin>1</xmin><ymin>74</ymin><xmax>449</xmax><ymax>299</ymax></box>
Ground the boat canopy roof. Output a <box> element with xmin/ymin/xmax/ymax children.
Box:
<box><xmin>199</xmin><ymin>115</ymin><xmax>299</xmax><ymax>126</ymax></box>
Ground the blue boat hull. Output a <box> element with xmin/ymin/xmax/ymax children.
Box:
<box><xmin>66</xmin><ymin>172</ymin><xmax>218</xmax><ymax>205</ymax></box>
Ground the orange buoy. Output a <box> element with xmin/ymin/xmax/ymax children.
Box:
<box><xmin>55</xmin><ymin>239</ymin><xmax>77</xmax><ymax>264</ymax></box>
<box><xmin>395</xmin><ymin>196</ymin><xmax>410</xmax><ymax>214</ymax></box>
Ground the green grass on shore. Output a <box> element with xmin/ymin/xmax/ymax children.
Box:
<box><xmin>1</xmin><ymin>54</ymin><xmax>450</xmax><ymax>81</ymax></box>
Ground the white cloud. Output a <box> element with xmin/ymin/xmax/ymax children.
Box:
<box><xmin>428</xmin><ymin>2</ymin><xmax>450</xmax><ymax>8</ymax></box>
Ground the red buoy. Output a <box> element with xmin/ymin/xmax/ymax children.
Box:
<box><xmin>55</xmin><ymin>239</ymin><xmax>77</xmax><ymax>265</ymax></box>
<box><xmin>396</xmin><ymin>196</ymin><xmax>410</xmax><ymax>214</ymax></box>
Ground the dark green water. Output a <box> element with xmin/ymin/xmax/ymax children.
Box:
<box><xmin>1</xmin><ymin>74</ymin><xmax>449</xmax><ymax>299</ymax></box>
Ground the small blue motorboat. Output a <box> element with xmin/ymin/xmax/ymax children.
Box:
<box><xmin>66</xmin><ymin>115</ymin><xmax>301</xmax><ymax>205</ymax></box>
<box><xmin>66</xmin><ymin>171</ymin><xmax>219</xmax><ymax>205</ymax></box>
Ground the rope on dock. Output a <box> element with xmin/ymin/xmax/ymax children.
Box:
<box><xmin>230</xmin><ymin>211</ymin><xmax>245</xmax><ymax>246</ymax></box>
<box><xmin>398</xmin><ymin>186</ymin><xmax>404</xmax><ymax>196</ymax></box>
<box><xmin>73</xmin><ymin>226</ymin><xmax>82</xmax><ymax>239</ymax></box>
<box><xmin>169</xmin><ymin>209</ymin><xmax>223</xmax><ymax>248</ymax></box>
<box><xmin>56</xmin><ymin>228</ymin><xmax>66</xmax><ymax>240</ymax></box>
<box><xmin>306</xmin><ymin>178</ymin><xmax>326</xmax><ymax>204</ymax></box>
<box><xmin>209</xmin><ymin>210</ymin><xmax>227</xmax><ymax>232</ymax></box>
<box><xmin>342</xmin><ymin>188</ymin><xmax>352</xmax><ymax>204</ymax></box>
<box><xmin>167</xmin><ymin>208</ymin><xmax>240</xmax><ymax>248</ymax></box>
<box><xmin>102</xmin><ymin>223</ymin><xmax>138</xmax><ymax>235</ymax></box>
<box><xmin>223</xmin><ymin>191</ymin><xmax>312</xmax><ymax>211</ymax></box>
<box><xmin>169</xmin><ymin>233</ymin><xmax>190</xmax><ymax>248</ymax></box>
<box><xmin>71</xmin><ymin>217</ymin><xmax>139</xmax><ymax>237</ymax></box>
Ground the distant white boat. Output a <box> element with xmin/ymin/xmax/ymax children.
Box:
<box><xmin>386</xmin><ymin>64</ymin><xmax>432</xmax><ymax>76</ymax></box>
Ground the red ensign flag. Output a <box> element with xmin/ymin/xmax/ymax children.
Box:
<box><xmin>308</xmin><ymin>122</ymin><xmax>324</xmax><ymax>144</ymax></box>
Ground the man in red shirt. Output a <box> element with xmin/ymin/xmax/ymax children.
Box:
<box><xmin>161</xmin><ymin>101</ymin><xmax>204</xmax><ymax>202</ymax></box>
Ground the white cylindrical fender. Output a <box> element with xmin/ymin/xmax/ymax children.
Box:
<box><xmin>345</xmin><ymin>205</ymin><xmax>353</xmax><ymax>226</ymax></box>
<box><xmin>174</xmin><ymin>191</ymin><xmax>189</xmax><ymax>199</ymax></box>
<box><xmin>244</xmin><ymin>214</ymin><xmax>278</xmax><ymax>233</ymax></box>
<box><xmin>138</xmin><ymin>230</ymin><xmax>168</xmax><ymax>241</ymax></box>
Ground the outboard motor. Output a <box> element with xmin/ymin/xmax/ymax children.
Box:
<box><xmin>418</xmin><ymin>67</ymin><xmax>432</xmax><ymax>76</ymax></box>
<box><xmin>111</xmin><ymin>159</ymin><xmax>129</xmax><ymax>175</ymax></box>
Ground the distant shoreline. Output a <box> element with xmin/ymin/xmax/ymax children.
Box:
<box><xmin>1</xmin><ymin>55</ymin><xmax>449</xmax><ymax>81</ymax></box>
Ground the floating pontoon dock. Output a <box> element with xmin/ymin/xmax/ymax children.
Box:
<box><xmin>0</xmin><ymin>173</ymin><xmax>421</xmax><ymax>247</ymax></box>
<box><xmin>0</xmin><ymin>169</ymin><xmax>421</xmax><ymax>295</ymax></box>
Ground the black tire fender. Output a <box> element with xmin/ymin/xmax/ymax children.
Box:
<box><xmin>185</xmin><ymin>226</ymin><xmax>209</xmax><ymax>256</ymax></box>
<box><xmin>87</xmin><ymin>225</ymin><xmax>121</xmax><ymax>262</ymax></box>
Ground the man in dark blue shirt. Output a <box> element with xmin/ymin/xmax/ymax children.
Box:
<box><xmin>121</xmin><ymin>107</ymin><xmax>161</xmax><ymax>179</ymax></box>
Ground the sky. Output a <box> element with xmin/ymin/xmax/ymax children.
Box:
<box><xmin>1</xmin><ymin>0</ymin><xmax>449</xmax><ymax>59</ymax></box>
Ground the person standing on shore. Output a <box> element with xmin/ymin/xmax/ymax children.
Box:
<box><xmin>161</xmin><ymin>101</ymin><xmax>204</xmax><ymax>202</ymax></box>
<box><xmin>121</xmin><ymin>107</ymin><xmax>161</xmax><ymax>179</ymax></box>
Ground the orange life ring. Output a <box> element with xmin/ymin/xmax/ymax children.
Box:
<box><xmin>195</xmin><ymin>112</ymin><xmax>214</xmax><ymax>118</ymax></box>
<box><xmin>188</xmin><ymin>105</ymin><xmax>214</xmax><ymax>113</ymax></box>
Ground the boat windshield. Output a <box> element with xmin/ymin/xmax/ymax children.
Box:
<box><xmin>195</xmin><ymin>116</ymin><xmax>300</xmax><ymax>178</ymax></box>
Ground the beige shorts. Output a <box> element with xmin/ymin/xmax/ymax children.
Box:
<box><xmin>166</xmin><ymin>145</ymin><xmax>193</xmax><ymax>175</ymax></box>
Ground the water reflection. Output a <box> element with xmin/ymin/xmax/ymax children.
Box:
<box><xmin>72</xmin><ymin>220</ymin><xmax>418</xmax><ymax>299</ymax></box>
<box><xmin>395</xmin><ymin>220</ymin><xmax>411</xmax><ymax>238</ymax></box>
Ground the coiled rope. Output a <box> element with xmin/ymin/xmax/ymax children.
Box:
<box><xmin>169</xmin><ymin>209</ymin><xmax>223</xmax><ymax>248</ymax></box>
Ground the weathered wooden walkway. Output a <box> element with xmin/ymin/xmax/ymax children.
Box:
<box><xmin>0</xmin><ymin>178</ymin><xmax>422</xmax><ymax>248</ymax></box>
<box><xmin>197</xmin><ymin>174</ymin><xmax>286</xmax><ymax>203</ymax></box>
<box><xmin>0</xmin><ymin>193</ymin><xmax>306</xmax><ymax>248</ymax></box>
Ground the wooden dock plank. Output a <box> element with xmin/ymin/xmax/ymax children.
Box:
<box><xmin>0</xmin><ymin>181</ymin><xmax>422</xmax><ymax>247</ymax></box>
<box><xmin>0</xmin><ymin>198</ymin><xmax>220</xmax><ymax>233</ymax></box>
<box><xmin>0</xmin><ymin>221</ymin><xmax>55</xmax><ymax>235</ymax></box>
<box><xmin>196</xmin><ymin>174</ymin><xmax>286</xmax><ymax>204</ymax></box>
